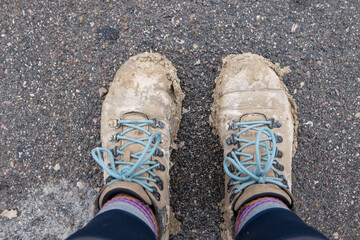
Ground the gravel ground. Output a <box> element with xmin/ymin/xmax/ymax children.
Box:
<box><xmin>0</xmin><ymin>1</ymin><xmax>359</xmax><ymax>239</ymax></box>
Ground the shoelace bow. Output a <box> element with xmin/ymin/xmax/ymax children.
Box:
<box><xmin>92</xmin><ymin>119</ymin><xmax>164</xmax><ymax>197</ymax></box>
<box><xmin>224</xmin><ymin>120</ymin><xmax>288</xmax><ymax>200</ymax></box>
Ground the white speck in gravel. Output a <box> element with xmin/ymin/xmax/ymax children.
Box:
<box><xmin>98</xmin><ymin>87</ymin><xmax>108</xmax><ymax>98</ymax></box>
<box><xmin>1</xmin><ymin>209</ymin><xmax>18</xmax><ymax>219</ymax></box>
<box><xmin>304</xmin><ymin>121</ymin><xmax>313</xmax><ymax>127</ymax></box>
<box><xmin>1</xmin><ymin>123</ymin><xmax>8</xmax><ymax>130</ymax></box>
<box><xmin>291</xmin><ymin>23</ymin><xmax>299</xmax><ymax>33</ymax></box>
<box><xmin>77</xmin><ymin>181</ymin><xmax>84</xmax><ymax>189</ymax></box>
<box><xmin>54</xmin><ymin>163</ymin><xmax>60</xmax><ymax>171</ymax></box>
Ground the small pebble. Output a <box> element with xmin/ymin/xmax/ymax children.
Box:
<box><xmin>291</xmin><ymin>23</ymin><xmax>299</xmax><ymax>33</ymax></box>
<box><xmin>182</xmin><ymin>107</ymin><xmax>190</xmax><ymax>114</ymax></box>
<box><xmin>176</xmin><ymin>141</ymin><xmax>185</xmax><ymax>149</ymax></box>
<box><xmin>99</xmin><ymin>87</ymin><xmax>108</xmax><ymax>98</ymax></box>
<box><xmin>54</xmin><ymin>163</ymin><xmax>60</xmax><ymax>171</ymax></box>
<box><xmin>77</xmin><ymin>181</ymin><xmax>84</xmax><ymax>189</ymax></box>
<box><xmin>1</xmin><ymin>209</ymin><xmax>18</xmax><ymax>219</ymax></box>
<box><xmin>304</xmin><ymin>121</ymin><xmax>313</xmax><ymax>127</ymax></box>
<box><xmin>1</xmin><ymin>123</ymin><xmax>8</xmax><ymax>130</ymax></box>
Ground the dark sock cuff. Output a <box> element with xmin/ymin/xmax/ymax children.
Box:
<box><xmin>236</xmin><ymin>208</ymin><xmax>329</xmax><ymax>240</ymax></box>
<box><xmin>67</xmin><ymin>209</ymin><xmax>156</xmax><ymax>240</ymax></box>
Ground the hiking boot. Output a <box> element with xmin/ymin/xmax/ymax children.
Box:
<box><xmin>91</xmin><ymin>52</ymin><xmax>184</xmax><ymax>240</ymax></box>
<box><xmin>210</xmin><ymin>53</ymin><xmax>298</xmax><ymax>239</ymax></box>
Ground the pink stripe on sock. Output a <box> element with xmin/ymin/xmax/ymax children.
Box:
<box><xmin>120</xmin><ymin>198</ymin><xmax>157</xmax><ymax>231</ymax></box>
<box><xmin>236</xmin><ymin>198</ymin><xmax>285</xmax><ymax>232</ymax></box>
<box><xmin>236</xmin><ymin>199</ymin><xmax>268</xmax><ymax>232</ymax></box>
<box><xmin>105</xmin><ymin>197</ymin><xmax>157</xmax><ymax>234</ymax></box>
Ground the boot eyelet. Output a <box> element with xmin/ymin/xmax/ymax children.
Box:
<box><xmin>150</xmin><ymin>186</ymin><xmax>161</xmax><ymax>201</ymax></box>
<box><xmin>152</xmin><ymin>135</ymin><xmax>159</xmax><ymax>144</ymax></box>
<box><xmin>155</xmin><ymin>161</ymin><xmax>165</xmax><ymax>171</ymax></box>
<box><xmin>108</xmin><ymin>119</ymin><xmax>120</xmax><ymax>128</ymax></box>
<box><xmin>154</xmin><ymin>148</ymin><xmax>164</xmax><ymax>157</ymax></box>
<box><xmin>269</xmin><ymin>118</ymin><xmax>282</xmax><ymax>129</ymax></box>
<box><xmin>275</xmin><ymin>135</ymin><xmax>283</xmax><ymax>143</ymax></box>
<box><xmin>273</xmin><ymin>160</ymin><xmax>284</xmax><ymax>171</ymax></box>
<box><xmin>111</xmin><ymin>146</ymin><xmax>120</xmax><ymax>157</ymax></box>
<box><xmin>229</xmin><ymin>191</ymin><xmax>236</xmax><ymax>203</ymax></box>
<box><xmin>228</xmin><ymin>120</ymin><xmax>239</xmax><ymax>131</ymax></box>
<box><xmin>109</xmin><ymin>133</ymin><xmax>121</xmax><ymax>142</ymax></box>
<box><xmin>151</xmin><ymin>118</ymin><xmax>165</xmax><ymax>129</ymax></box>
<box><xmin>226</xmin><ymin>134</ymin><xmax>236</xmax><ymax>145</ymax></box>
<box><xmin>275</xmin><ymin>149</ymin><xmax>283</xmax><ymax>158</ymax></box>
<box><xmin>227</xmin><ymin>179</ymin><xmax>234</xmax><ymax>192</ymax></box>
<box><xmin>278</xmin><ymin>175</ymin><xmax>288</xmax><ymax>186</ymax></box>
<box><xmin>228</xmin><ymin>164</ymin><xmax>235</xmax><ymax>173</ymax></box>
<box><xmin>105</xmin><ymin>176</ymin><xmax>115</xmax><ymax>184</ymax></box>
<box><xmin>154</xmin><ymin>176</ymin><xmax>163</xmax><ymax>190</ymax></box>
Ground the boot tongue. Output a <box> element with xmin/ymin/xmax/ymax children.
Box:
<box><xmin>238</xmin><ymin>113</ymin><xmax>269</xmax><ymax>162</ymax></box>
<box><xmin>121</xmin><ymin>112</ymin><xmax>149</xmax><ymax>162</ymax></box>
<box><xmin>238</xmin><ymin>113</ymin><xmax>276</xmax><ymax>178</ymax></box>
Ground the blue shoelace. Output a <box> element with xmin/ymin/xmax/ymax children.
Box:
<box><xmin>224</xmin><ymin>120</ymin><xmax>288</xmax><ymax>200</ymax></box>
<box><xmin>91</xmin><ymin>119</ymin><xmax>164</xmax><ymax>198</ymax></box>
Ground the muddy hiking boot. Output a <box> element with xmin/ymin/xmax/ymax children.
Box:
<box><xmin>91</xmin><ymin>53</ymin><xmax>184</xmax><ymax>240</ymax></box>
<box><xmin>210</xmin><ymin>53</ymin><xmax>298</xmax><ymax>239</ymax></box>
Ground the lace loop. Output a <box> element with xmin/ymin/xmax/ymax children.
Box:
<box><xmin>224</xmin><ymin>120</ymin><xmax>288</xmax><ymax>196</ymax></box>
<box><xmin>92</xmin><ymin>119</ymin><xmax>163</xmax><ymax>193</ymax></box>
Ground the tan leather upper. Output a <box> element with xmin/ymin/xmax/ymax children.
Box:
<box><xmin>210</xmin><ymin>53</ymin><xmax>297</xmax><ymax>240</ymax></box>
<box><xmin>97</xmin><ymin>53</ymin><xmax>184</xmax><ymax>240</ymax></box>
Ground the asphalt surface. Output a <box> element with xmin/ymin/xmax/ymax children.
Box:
<box><xmin>0</xmin><ymin>1</ymin><xmax>359</xmax><ymax>239</ymax></box>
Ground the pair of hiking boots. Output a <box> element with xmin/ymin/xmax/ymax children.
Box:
<box><xmin>91</xmin><ymin>52</ymin><xmax>297</xmax><ymax>240</ymax></box>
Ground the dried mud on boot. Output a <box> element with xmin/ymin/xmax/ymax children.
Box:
<box><xmin>209</xmin><ymin>53</ymin><xmax>298</xmax><ymax>240</ymax></box>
